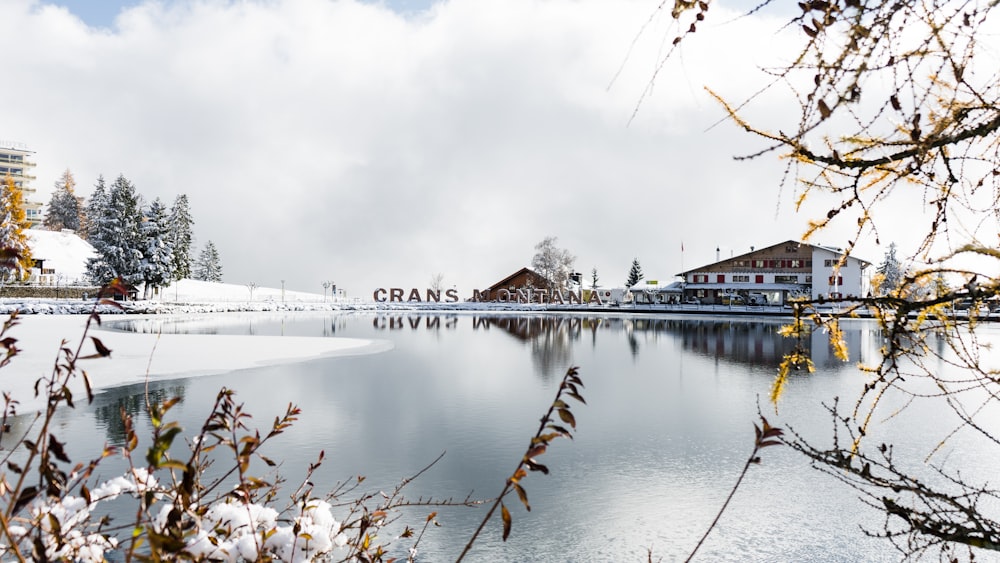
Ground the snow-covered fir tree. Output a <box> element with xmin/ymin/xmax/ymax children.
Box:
<box><xmin>193</xmin><ymin>241</ymin><xmax>223</xmax><ymax>282</ymax></box>
<box><xmin>84</xmin><ymin>176</ymin><xmax>108</xmax><ymax>243</ymax></box>
<box><xmin>0</xmin><ymin>175</ymin><xmax>34</xmax><ymax>281</ymax></box>
<box><xmin>83</xmin><ymin>177</ymin><xmax>114</xmax><ymax>282</ymax></box>
<box><xmin>43</xmin><ymin>169</ymin><xmax>81</xmax><ymax>231</ymax></box>
<box><xmin>875</xmin><ymin>242</ymin><xmax>904</xmax><ymax>296</ymax></box>
<box><xmin>140</xmin><ymin>198</ymin><xmax>176</xmax><ymax>299</ymax></box>
<box><xmin>86</xmin><ymin>175</ymin><xmax>144</xmax><ymax>286</ymax></box>
<box><xmin>625</xmin><ymin>258</ymin><xmax>644</xmax><ymax>288</ymax></box>
<box><xmin>168</xmin><ymin>194</ymin><xmax>194</xmax><ymax>281</ymax></box>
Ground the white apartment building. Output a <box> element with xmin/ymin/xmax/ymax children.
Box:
<box><xmin>0</xmin><ymin>140</ymin><xmax>42</xmax><ymax>226</ymax></box>
<box><xmin>679</xmin><ymin>240</ymin><xmax>871</xmax><ymax>305</ymax></box>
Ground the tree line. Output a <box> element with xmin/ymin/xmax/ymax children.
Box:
<box><xmin>529</xmin><ymin>235</ymin><xmax>646</xmax><ymax>294</ymax></box>
<box><xmin>39</xmin><ymin>170</ymin><xmax>223</xmax><ymax>293</ymax></box>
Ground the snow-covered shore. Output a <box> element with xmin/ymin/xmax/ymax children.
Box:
<box><xmin>0</xmin><ymin>281</ymin><xmax>389</xmax><ymax>411</ymax></box>
<box><xmin>2</xmin><ymin>314</ymin><xmax>392</xmax><ymax>412</ymax></box>
<box><xmin>0</xmin><ymin>279</ymin><xmax>584</xmax><ymax>410</ymax></box>
<box><xmin>0</xmin><ymin>278</ymin><xmax>555</xmax><ymax>315</ymax></box>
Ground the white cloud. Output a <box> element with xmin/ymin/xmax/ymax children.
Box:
<box><xmin>6</xmin><ymin>0</ymin><xmax>892</xmax><ymax>298</ymax></box>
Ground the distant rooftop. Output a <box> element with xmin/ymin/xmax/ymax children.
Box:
<box><xmin>0</xmin><ymin>141</ymin><xmax>31</xmax><ymax>152</ymax></box>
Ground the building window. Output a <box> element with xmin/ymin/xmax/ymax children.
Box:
<box><xmin>692</xmin><ymin>274</ymin><xmax>708</xmax><ymax>283</ymax></box>
<box><xmin>790</xmin><ymin>259</ymin><xmax>802</xmax><ymax>268</ymax></box>
<box><xmin>805</xmin><ymin>275</ymin><xmax>812</xmax><ymax>283</ymax></box>
<box><xmin>755</xmin><ymin>275</ymin><xmax>764</xmax><ymax>283</ymax></box>
<box><xmin>753</xmin><ymin>260</ymin><xmax>765</xmax><ymax>268</ymax></box>
<box><xmin>733</xmin><ymin>275</ymin><xmax>750</xmax><ymax>282</ymax></box>
<box><xmin>717</xmin><ymin>274</ymin><xmax>725</xmax><ymax>283</ymax></box>
<box><xmin>824</xmin><ymin>259</ymin><xmax>847</xmax><ymax>267</ymax></box>
<box><xmin>775</xmin><ymin>275</ymin><xmax>798</xmax><ymax>283</ymax></box>
<box><xmin>828</xmin><ymin>276</ymin><xmax>844</xmax><ymax>286</ymax></box>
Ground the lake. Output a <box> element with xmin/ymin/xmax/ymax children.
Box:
<box><xmin>35</xmin><ymin>311</ymin><xmax>1000</xmax><ymax>562</ymax></box>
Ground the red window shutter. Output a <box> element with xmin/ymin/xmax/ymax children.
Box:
<box><xmin>717</xmin><ymin>274</ymin><xmax>725</xmax><ymax>283</ymax></box>
<box><xmin>755</xmin><ymin>275</ymin><xmax>764</xmax><ymax>283</ymax></box>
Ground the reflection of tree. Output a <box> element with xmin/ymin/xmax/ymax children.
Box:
<box><xmin>476</xmin><ymin>316</ymin><xmax>582</xmax><ymax>380</ymax></box>
<box><xmin>627</xmin><ymin>333</ymin><xmax>639</xmax><ymax>358</ymax></box>
<box><xmin>92</xmin><ymin>383</ymin><xmax>187</xmax><ymax>445</ymax></box>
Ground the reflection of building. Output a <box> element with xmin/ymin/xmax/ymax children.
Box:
<box><xmin>679</xmin><ymin>240</ymin><xmax>870</xmax><ymax>305</ymax></box>
<box><xmin>0</xmin><ymin>141</ymin><xmax>42</xmax><ymax>226</ymax></box>
<box><xmin>626</xmin><ymin>316</ymin><xmax>872</xmax><ymax>368</ymax></box>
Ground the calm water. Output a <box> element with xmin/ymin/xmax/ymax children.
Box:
<box><xmin>36</xmin><ymin>312</ymin><xmax>1000</xmax><ymax>562</ymax></box>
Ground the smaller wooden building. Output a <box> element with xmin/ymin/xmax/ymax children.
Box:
<box><xmin>479</xmin><ymin>267</ymin><xmax>550</xmax><ymax>301</ymax></box>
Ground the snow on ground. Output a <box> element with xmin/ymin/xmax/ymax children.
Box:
<box><xmin>157</xmin><ymin>279</ymin><xmax>336</xmax><ymax>304</ymax></box>
<box><xmin>26</xmin><ymin>229</ymin><xmax>95</xmax><ymax>284</ymax></box>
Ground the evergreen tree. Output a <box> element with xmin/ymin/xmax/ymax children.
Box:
<box><xmin>86</xmin><ymin>174</ymin><xmax>144</xmax><ymax>286</ymax></box>
<box><xmin>83</xmin><ymin>177</ymin><xmax>114</xmax><ymax>282</ymax></box>
<box><xmin>43</xmin><ymin>169</ymin><xmax>81</xmax><ymax>231</ymax></box>
<box><xmin>83</xmin><ymin>176</ymin><xmax>108</xmax><ymax>243</ymax></box>
<box><xmin>168</xmin><ymin>194</ymin><xmax>194</xmax><ymax>280</ymax></box>
<box><xmin>625</xmin><ymin>258</ymin><xmax>644</xmax><ymax>288</ymax></box>
<box><xmin>0</xmin><ymin>175</ymin><xmax>34</xmax><ymax>281</ymax></box>
<box><xmin>874</xmin><ymin>242</ymin><xmax>904</xmax><ymax>296</ymax></box>
<box><xmin>193</xmin><ymin>241</ymin><xmax>223</xmax><ymax>282</ymax></box>
<box><xmin>140</xmin><ymin>198</ymin><xmax>175</xmax><ymax>299</ymax></box>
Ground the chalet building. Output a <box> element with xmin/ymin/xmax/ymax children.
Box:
<box><xmin>479</xmin><ymin>267</ymin><xmax>549</xmax><ymax>300</ymax></box>
<box><xmin>678</xmin><ymin>240</ymin><xmax>871</xmax><ymax>305</ymax></box>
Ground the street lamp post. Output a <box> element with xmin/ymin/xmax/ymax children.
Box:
<box><xmin>323</xmin><ymin>280</ymin><xmax>332</xmax><ymax>302</ymax></box>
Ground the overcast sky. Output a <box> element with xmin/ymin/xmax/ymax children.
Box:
<box><xmin>5</xmin><ymin>0</ymin><xmax>900</xmax><ymax>297</ymax></box>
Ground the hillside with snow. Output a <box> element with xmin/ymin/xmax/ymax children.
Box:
<box><xmin>26</xmin><ymin>229</ymin><xmax>95</xmax><ymax>284</ymax></box>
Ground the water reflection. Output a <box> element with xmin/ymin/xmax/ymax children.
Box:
<box><xmin>92</xmin><ymin>383</ymin><xmax>187</xmax><ymax>444</ymax></box>
<box><xmin>34</xmin><ymin>313</ymin><xmax>906</xmax><ymax>561</ymax></box>
<box><xmin>107</xmin><ymin>313</ymin><xmax>877</xmax><ymax>378</ymax></box>
<box><xmin>370</xmin><ymin>314</ymin><xmax>873</xmax><ymax>372</ymax></box>
<box><xmin>372</xmin><ymin>314</ymin><xmax>461</xmax><ymax>331</ymax></box>
<box><xmin>668</xmin><ymin>317</ymin><xmax>869</xmax><ymax>368</ymax></box>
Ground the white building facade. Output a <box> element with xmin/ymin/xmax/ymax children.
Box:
<box><xmin>679</xmin><ymin>240</ymin><xmax>870</xmax><ymax>305</ymax></box>
<box><xmin>0</xmin><ymin>140</ymin><xmax>42</xmax><ymax>226</ymax></box>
